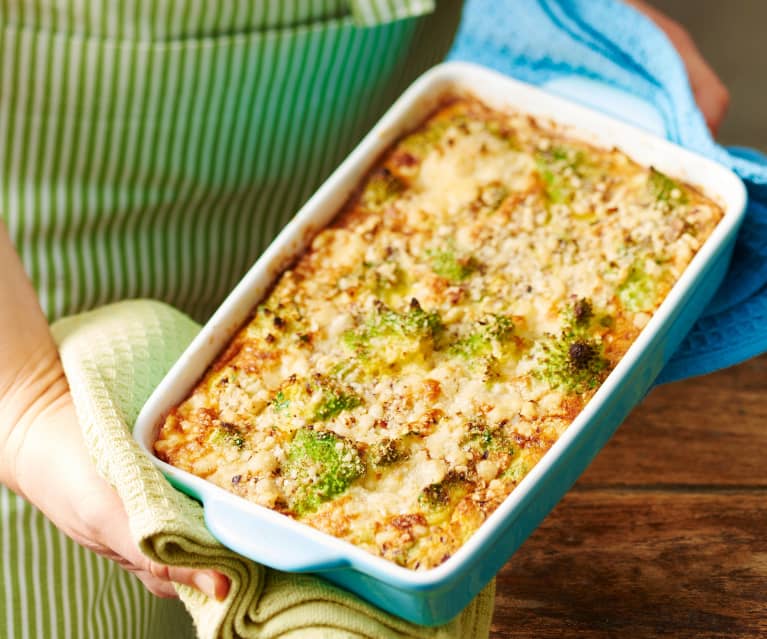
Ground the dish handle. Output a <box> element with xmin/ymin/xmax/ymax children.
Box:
<box><xmin>203</xmin><ymin>496</ymin><xmax>352</xmax><ymax>572</ymax></box>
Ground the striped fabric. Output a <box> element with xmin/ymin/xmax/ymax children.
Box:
<box><xmin>0</xmin><ymin>1</ymin><xmax>461</xmax><ymax>636</ymax></box>
<box><xmin>1</xmin><ymin>488</ymin><xmax>193</xmax><ymax>639</ymax></box>
<box><xmin>349</xmin><ymin>0</ymin><xmax>436</xmax><ymax>25</ymax></box>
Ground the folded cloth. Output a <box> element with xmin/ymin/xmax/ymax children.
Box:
<box><xmin>51</xmin><ymin>300</ymin><xmax>495</xmax><ymax>639</ymax></box>
<box><xmin>449</xmin><ymin>0</ymin><xmax>767</xmax><ymax>384</ymax></box>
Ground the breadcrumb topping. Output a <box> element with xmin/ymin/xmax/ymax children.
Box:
<box><xmin>155</xmin><ymin>98</ymin><xmax>723</xmax><ymax>570</ymax></box>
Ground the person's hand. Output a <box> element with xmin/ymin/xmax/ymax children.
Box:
<box><xmin>623</xmin><ymin>0</ymin><xmax>730</xmax><ymax>135</ymax></box>
<box><xmin>0</xmin><ymin>222</ymin><xmax>229</xmax><ymax>601</ymax></box>
<box><xmin>9</xmin><ymin>373</ymin><xmax>230</xmax><ymax>600</ymax></box>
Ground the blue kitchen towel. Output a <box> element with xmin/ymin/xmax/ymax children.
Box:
<box><xmin>448</xmin><ymin>0</ymin><xmax>767</xmax><ymax>384</ymax></box>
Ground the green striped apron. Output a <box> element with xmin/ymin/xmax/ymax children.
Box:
<box><xmin>0</xmin><ymin>1</ymin><xmax>461</xmax><ymax>636</ymax></box>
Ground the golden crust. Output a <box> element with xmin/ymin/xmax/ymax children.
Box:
<box><xmin>155</xmin><ymin>97</ymin><xmax>723</xmax><ymax>570</ymax></box>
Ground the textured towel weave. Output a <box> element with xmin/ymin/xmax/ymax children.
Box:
<box><xmin>449</xmin><ymin>0</ymin><xmax>767</xmax><ymax>383</ymax></box>
<box><xmin>51</xmin><ymin>301</ymin><xmax>495</xmax><ymax>639</ymax></box>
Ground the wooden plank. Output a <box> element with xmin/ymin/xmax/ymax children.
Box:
<box><xmin>491</xmin><ymin>355</ymin><xmax>767</xmax><ymax>637</ymax></box>
<box><xmin>491</xmin><ymin>490</ymin><xmax>767</xmax><ymax>638</ymax></box>
<box><xmin>578</xmin><ymin>354</ymin><xmax>767</xmax><ymax>487</ymax></box>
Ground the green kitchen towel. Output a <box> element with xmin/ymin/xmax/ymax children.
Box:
<box><xmin>50</xmin><ymin>299</ymin><xmax>495</xmax><ymax>639</ymax></box>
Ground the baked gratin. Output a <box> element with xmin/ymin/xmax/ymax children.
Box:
<box><xmin>155</xmin><ymin>97</ymin><xmax>723</xmax><ymax>570</ymax></box>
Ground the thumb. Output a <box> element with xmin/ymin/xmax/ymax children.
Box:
<box><xmin>110</xmin><ymin>525</ymin><xmax>231</xmax><ymax>601</ymax></box>
<box><xmin>148</xmin><ymin>562</ymin><xmax>231</xmax><ymax>602</ymax></box>
<box><xmin>84</xmin><ymin>484</ymin><xmax>231</xmax><ymax>601</ymax></box>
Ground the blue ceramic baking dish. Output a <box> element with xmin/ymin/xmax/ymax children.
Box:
<box><xmin>134</xmin><ymin>62</ymin><xmax>748</xmax><ymax>626</ymax></box>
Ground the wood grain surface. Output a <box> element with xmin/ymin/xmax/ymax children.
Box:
<box><xmin>490</xmin><ymin>353</ymin><xmax>767</xmax><ymax>638</ymax></box>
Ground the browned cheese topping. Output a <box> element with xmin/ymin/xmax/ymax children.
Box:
<box><xmin>155</xmin><ymin>98</ymin><xmax>723</xmax><ymax>570</ymax></box>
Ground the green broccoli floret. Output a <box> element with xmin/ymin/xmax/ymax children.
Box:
<box><xmin>460</xmin><ymin>417</ymin><xmax>516</xmax><ymax>459</ymax></box>
<box><xmin>360</xmin><ymin>260</ymin><xmax>407</xmax><ymax>298</ymax></box>
<box><xmin>537</xmin><ymin>167</ymin><xmax>566</xmax><ymax>204</ymax></box>
<box><xmin>379</xmin><ymin>298</ymin><xmax>444</xmax><ymax>337</ymax></box>
<box><xmin>399</xmin><ymin>114</ymin><xmax>466</xmax><ymax>157</ymax></box>
<box><xmin>535</xmin><ymin>144</ymin><xmax>586</xmax><ymax>205</ymax></box>
<box><xmin>572</xmin><ymin>298</ymin><xmax>593</xmax><ymax>326</ymax></box>
<box><xmin>538</xmin><ymin>335</ymin><xmax>608</xmax><ymax>393</ymax></box>
<box><xmin>484</xmin><ymin>119</ymin><xmax>519</xmax><ymax>150</ymax></box>
<box><xmin>341</xmin><ymin>299</ymin><xmax>445</xmax><ymax>376</ymax></box>
<box><xmin>467</xmin><ymin>421</ymin><xmax>495</xmax><ymax>451</ymax></box>
<box><xmin>343</xmin><ymin>298</ymin><xmax>444</xmax><ymax>354</ymax></box>
<box><xmin>283</xmin><ymin>428</ymin><xmax>365</xmax><ymax>515</ymax></box>
<box><xmin>270</xmin><ymin>376</ymin><xmax>361</xmax><ymax>423</ymax></box>
<box><xmin>537</xmin><ymin>298</ymin><xmax>610</xmax><ymax>394</ymax></box>
<box><xmin>502</xmin><ymin>457</ymin><xmax>529</xmax><ymax>482</ymax></box>
<box><xmin>419</xmin><ymin>482</ymin><xmax>449</xmax><ymax>509</ymax></box>
<box><xmin>451</xmin><ymin>331</ymin><xmax>488</xmax><ymax>359</ymax></box>
<box><xmin>313</xmin><ymin>388</ymin><xmax>361</xmax><ymax>421</ymax></box>
<box><xmin>648</xmin><ymin>167</ymin><xmax>688</xmax><ymax>205</ymax></box>
<box><xmin>429</xmin><ymin>246</ymin><xmax>480</xmax><ymax>282</ymax></box>
<box><xmin>485</xmin><ymin>313</ymin><xmax>514</xmax><ymax>339</ymax></box>
<box><xmin>453</xmin><ymin>314</ymin><xmax>514</xmax><ymax>357</ymax></box>
<box><xmin>362</xmin><ymin>167</ymin><xmax>405</xmax><ymax>208</ymax></box>
<box><xmin>618</xmin><ymin>265</ymin><xmax>658</xmax><ymax>312</ymax></box>
<box><xmin>272</xmin><ymin>391</ymin><xmax>290</xmax><ymax>413</ymax></box>
<box><xmin>450</xmin><ymin>315</ymin><xmax>516</xmax><ymax>381</ymax></box>
<box><xmin>368</xmin><ymin>437</ymin><xmax>409</xmax><ymax>469</ymax></box>
<box><xmin>418</xmin><ymin>471</ymin><xmax>472</xmax><ymax>518</ymax></box>
<box><xmin>209</xmin><ymin>423</ymin><xmax>246</xmax><ymax>450</ymax></box>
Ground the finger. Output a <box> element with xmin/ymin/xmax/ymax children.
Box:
<box><xmin>110</xmin><ymin>529</ymin><xmax>230</xmax><ymax>601</ymax></box>
<box><xmin>662</xmin><ymin>31</ymin><xmax>729</xmax><ymax>134</ymax></box>
<box><xmin>669</xmin><ymin>26</ymin><xmax>729</xmax><ymax>134</ymax></box>
<box><xmin>96</xmin><ymin>493</ymin><xmax>230</xmax><ymax>601</ymax></box>
<box><xmin>74</xmin><ymin>483</ymin><xmax>229</xmax><ymax>601</ymax></box>
<box><xmin>169</xmin><ymin>567</ymin><xmax>231</xmax><ymax>601</ymax></box>
<box><xmin>18</xmin><ymin>400</ymin><xmax>231</xmax><ymax>601</ymax></box>
<box><xmin>149</xmin><ymin>563</ymin><xmax>231</xmax><ymax>601</ymax></box>
<box><xmin>688</xmin><ymin>58</ymin><xmax>730</xmax><ymax>135</ymax></box>
<box><xmin>133</xmin><ymin>571</ymin><xmax>180</xmax><ymax>599</ymax></box>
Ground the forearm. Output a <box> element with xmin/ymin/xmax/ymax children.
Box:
<box><xmin>0</xmin><ymin>220</ymin><xmax>68</xmax><ymax>494</ymax></box>
<box><xmin>0</xmin><ymin>223</ymin><xmax>228</xmax><ymax>598</ymax></box>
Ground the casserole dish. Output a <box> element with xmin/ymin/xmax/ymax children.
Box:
<box><xmin>135</xmin><ymin>62</ymin><xmax>747</xmax><ymax>625</ymax></box>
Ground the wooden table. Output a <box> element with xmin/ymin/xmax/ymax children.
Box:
<box><xmin>491</xmin><ymin>353</ymin><xmax>767</xmax><ymax>638</ymax></box>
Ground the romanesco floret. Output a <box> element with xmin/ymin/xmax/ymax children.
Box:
<box><xmin>362</xmin><ymin>167</ymin><xmax>405</xmax><ymax>208</ymax></box>
<box><xmin>418</xmin><ymin>471</ymin><xmax>472</xmax><ymax>516</ymax></box>
<box><xmin>618</xmin><ymin>264</ymin><xmax>658</xmax><ymax>313</ymax></box>
<box><xmin>428</xmin><ymin>246</ymin><xmax>480</xmax><ymax>282</ymax></box>
<box><xmin>270</xmin><ymin>375</ymin><xmax>361</xmax><ymax>423</ymax></box>
<box><xmin>343</xmin><ymin>298</ymin><xmax>444</xmax><ymax>352</ymax></box>
<box><xmin>367</xmin><ymin>437</ymin><xmax>409</xmax><ymax>469</ymax></box>
<box><xmin>313</xmin><ymin>388</ymin><xmax>361</xmax><ymax>421</ymax></box>
<box><xmin>648</xmin><ymin>167</ymin><xmax>688</xmax><ymax>205</ymax></box>
<box><xmin>461</xmin><ymin>417</ymin><xmax>514</xmax><ymax>457</ymax></box>
<box><xmin>451</xmin><ymin>314</ymin><xmax>514</xmax><ymax>359</ymax></box>
<box><xmin>535</xmin><ymin>144</ymin><xmax>586</xmax><ymax>204</ymax></box>
<box><xmin>537</xmin><ymin>298</ymin><xmax>610</xmax><ymax>394</ymax></box>
<box><xmin>283</xmin><ymin>428</ymin><xmax>364</xmax><ymax>515</ymax></box>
